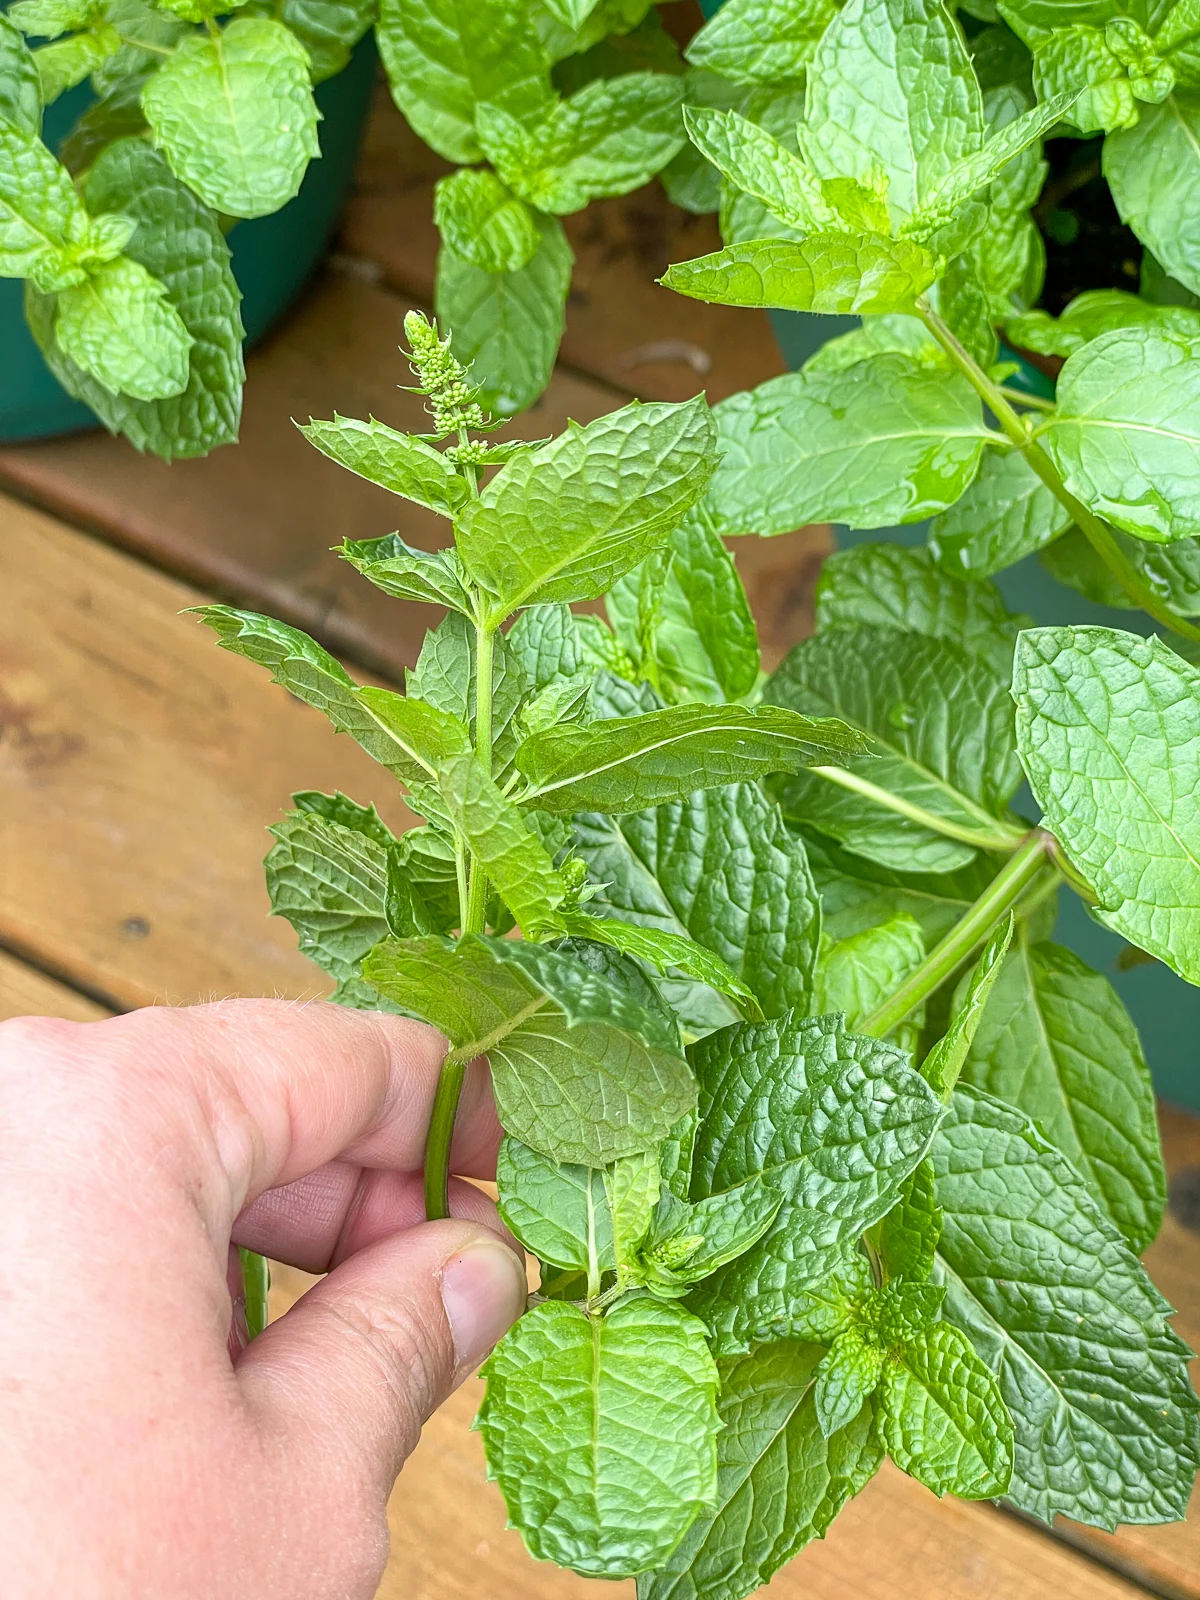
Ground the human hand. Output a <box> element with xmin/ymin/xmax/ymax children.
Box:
<box><xmin>0</xmin><ymin>1000</ymin><xmax>527</xmax><ymax>1599</ymax></box>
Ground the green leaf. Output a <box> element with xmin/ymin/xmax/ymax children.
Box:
<box><xmin>933</xmin><ymin>1085</ymin><xmax>1200</xmax><ymax>1527</ymax></box>
<box><xmin>142</xmin><ymin>17</ymin><xmax>320</xmax><ymax>219</ymax></box>
<box><xmin>930</xmin><ymin>251</ymin><xmax>999</xmax><ymax>372</ymax></box>
<box><xmin>1029</xmin><ymin>25</ymin><xmax>1142</xmax><ymax>136</ymax></box>
<box><xmin>681</xmin><ymin>106</ymin><xmax>837</xmax><ymax>233</ymax></box>
<box><xmin>408</xmin><ymin>611</ymin><xmax>528</xmax><ymax>782</ymax></box>
<box><xmin>456</xmin><ymin>395</ymin><xmax>717</xmax><ymax>616</ymax></box>
<box><xmin>478</xmin><ymin>1298</ymin><xmax>719</xmax><ymax>1579</ymax></box>
<box><xmin>518</xmin><ymin>701</ymin><xmax>865</xmax><ymax>814</ymax></box>
<box><xmin>685</xmin><ymin>0</ymin><xmax>838</xmax><ymax>85</ymax></box>
<box><xmin>299</xmin><ymin>415</ymin><xmax>469</xmax><ymax>517</ymax></box>
<box><xmin>1043</xmin><ymin>524</ymin><xmax>1200</xmax><ymax>618</ymax></box>
<box><xmin>558</xmin><ymin>915</ymin><xmax>765</xmax><ymax>1020</ymax></box>
<box><xmin>541</xmin><ymin>0</ymin><xmax>602</xmax><ymax>26</ymax></box>
<box><xmin>1006</xmin><ymin>287</ymin><xmax>1200</xmax><ymax>358</ymax></box>
<box><xmin>663</xmin><ymin>233</ymin><xmax>939</xmax><ymax>316</ymax></box>
<box><xmin>34</xmin><ymin>27</ymin><xmax>121</xmax><ymax>106</ymax></box>
<box><xmin>479</xmin><ymin>70</ymin><xmax>685</xmax><ymax>215</ymax></box>
<box><xmin>6</xmin><ymin>0</ymin><xmax>97</xmax><ymax>36</ymax></box>
<box><xmin>921</xmin><ymin>913</ymin><xmax>1013</xmax><ymax>1098</ymax></box>
<box><xmin>879</xmin><ymin>1320</ymin><xmax>1013</xmax><ymax>1498</ymax></box>
<box><xmin>959</xmin><ymin>933</ymin><xmax>1166</xmax><ymax>1251</ymax></box>
<box><xmin>0</xmin><ymin>14</ymin><xmax>41</xmax><ymax>137</ymax></box>
<box><xmin>265</xmin><ymin>810</ymin><xmax>389</xmax><ymax>985</ymax></box>
<box><xmin>704</xmin><ymin>355</ymin><xmax>991</xmax><ymax>536</ymax></box>
<box><xmin>766</xmin><ymin>625</ymin><xmax>1024</xmax><ymax>873</ymax></box>
<box><xmin>1106</xmin><ymin>92</ymin><xmax>1200</xmax><ymax>298</ymax></box>
<box><xmin>54</xmin><ymin>254</ymin><xmax>192</xmax><ymax>401</ymax></box>
<box><xmin>436</xmin><ymin>210</ymin><xmax>572</xmax><ymax>415</ymax></box>
<box><xmin>875</xmin><ymin>1158</ymin><xmax>941</xmax><ymax>1283</ymax></box>
<box><xmin>1036</xmin><ymin>325</ymin><xmax>1200</xmax><ymax>543</ymax></box>
<box><xmin>0</xmin><ymin>119</ymin><xmax>89</xmax><ymax>285</ymax></box>
<box><xmin>813</xmin><ymin>912</ymin><xmax>926</xmax><ymax>1031</ymax></box>
<box><xmin>376</xmin><ymin>0</ymin><xmax>552</xmax><ymax>165</ymax></box>
<box><xmin>640</xmin><ymin>1179</ymin><xmax>782</xmax><ymax>1293</ymax></box>
<box><xmin>928</xmin><ymin>446</ymin><xmax>1071</xmax><ymax>580</ymax></box>
<box><xmin>337</xmin><ymin>533</ymin><xmax>474</xmax><ymax>612</ymax></box>
<box><xmin>434</xmin><ymin>753</ymin><xmax>565</xmax><ymax>932</ymax></box>
<box><xmin>815</xmin><ymin>1326</ymin><xmax>884</xmax><ymax>1438</ymax></box>
<box><xmin>432</xmin><ymin>167</ymin><xmax>539</xmax><ymax>273</ymax></box>
<box><xmin>267</xmin><ymin>0</ymin><xmax>375</xmax><ymax>83</ymax></box>
<box><xmin>686</xmin><ymin>1012</ymin><xmax>943</xmax><ymax>1351</ymax></box>
<box><xmin>495</xmin><ymin>1136</ymin><xmax>614</xmax><ymax>1272</ymax></box>
<box><xmin>607</xmin><ymin>1148</ymin><xmax>661</xmax><ymax>1272</ymax></box>
<box><xmin>507</xmin><ymin>601</ymin><xmax>592</xmax><ymax>687</ymax></box>
<box><xmin>28</xmin><ymin>137</ymin><xmax>243</xmax><ymax>460</ymax></box>
<box><xmin>569</xmin><ymin>781</ymin><xmax>822</xmax><ymax>1023</ymax></box>
<box><xmin>353</xmin><ymin>686</ymin><xmax>473</xmax><ymax>777</ymax></box>
<box><xmin>969</xmin><ymin>80</ymin><xmax>1047</xmax><ymax>319</ymax></box>
<box><xmin>292</xmin><ymin>788</ymin><xmax>399</xmax><ymax>849</ymax></box>
<box><xmin>802</xmin><ymin>0</ymin><xmax>986</xmax><ymax>251</ymax></box>
<box><xmin>1013</xmin><ymin>626</ymin><xmax>1200</xmax><ymax>983</ymax></box>
<box><xmin>364</xmin><ymin>933</ymin><xmax>694</xmax><ymax>1163</ymax></box>
<box><xmin>637</xmin><ymin>1343</ymin><xmax>881</xmax><ymax>1600</ymax></box>
<box><xmin>806</xmin><ymin>832</ymin><xmax>1009</xmax><ymax>948</ymax></box>
<box><xmin>816</xmin><ymin>542</ymin><xmax>1024</xmax><ymax>680</ymax></box>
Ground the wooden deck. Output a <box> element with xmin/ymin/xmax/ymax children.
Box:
<box><xmin>1</xmin><ymin>81</ymin><xmax>1197</xmax><ymax>1600</ymax></box>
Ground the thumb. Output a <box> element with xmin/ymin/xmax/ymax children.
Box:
<box><xmin>236</xmin><ymin>1219</ymin><xmax>526</xmax><ymax>1503</ymax></box>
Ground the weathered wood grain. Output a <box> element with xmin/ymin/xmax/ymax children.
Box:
<box><xmin>0</xmin><ymin>948</ymin><xmax>108</xmax><ymax>1023</ymax></box>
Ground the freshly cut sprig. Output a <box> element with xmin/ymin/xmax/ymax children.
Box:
<box><xmin>202</xmin><ymin>313</ymin><xmax>1199</xmax><ymax>1599</ymax></box>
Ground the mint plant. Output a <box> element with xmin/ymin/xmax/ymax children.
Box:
<box><xmin>197</xmin><ymin>312</ymin><xmax>1198</xmax><ymax>1598</ymax></box>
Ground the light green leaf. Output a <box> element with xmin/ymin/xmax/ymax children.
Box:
<box><xmin>142</xmin><ymin>17</ymin><xmax>320</xmax><ymax>219</ymax></box>
<box><xmin>934</xmin><ymin>1085</ymin><xmax>1199</xmax><ymax>1527</ymax></box>
<box><xmin>959</xmin><ymin>932</ymin><xmax>1166</xmax><ymax>1251</ymax></box>
<box><xmin>54</xmin><ymin>252</ymin><xmax>193</xmax><ymax>402</ymax></box>
<box><xmin>607</xmin><ymin>1148</ymin><xmax>661</xmax><ymax>1271</ymax></box>
<box><xmin>337</xmin><ymin>533</ymin><xmax>474</xmax><ymax>612</ymax></box>
<box><xmin>879</xmin><ymin>1320</ymin><xmax>1013</xmax><ymax>1498</ymax></box>
<box><xmin>542</xmin><ymin>0</ymin><xmax>602</xmax><ymax>26</ymax></box>
<box><xmin>376</xmin><ymin>0</ymin><xmax>552</xmax><ymax>165</ymax></box>
<box><xmin>265</xmin><ymin>810</ymin><xmax>389</xmax><ymax>985</ymax></box>
<box><xmin>299</xmin><ymin>415</ymin><xmax>469</xmax><ymax>517</ymax></box>
<box><xmin>813</xmin><ymin>912</ymin><xmax>926</xmax><ymax>1031</ymax></box>
<box><xmin>1106</xmin><ymin>92</ymin><xmax>1200</xmax><ymax>297</ymax></box>
<box><xmin>681</xmin><ymin>106</ymin><xmax>837</xmax><ymax>233</ymax></box>
<box><xmin>686</xmin><ymin>1012</ymin><xmax>943</xmax><ymax>1351</ymax></box>
<box><xmin>802</xmin><ymin>311</ymin><xmax>945</xmax><ymax>377</ymax></box>
<box><xmin>663</xmin><ymin>233</ymin><xmax>939</xmax><ymax>315</ymax></box>
<box><xmin>407</xmin><ymin>611</ymin><xmax>528</xmax><ymax>782</ymax></box>
<box><xmin>517</xmin><ymin>701</ymin><xmax>865</xmax><ymax>814</ymax></box>
<box><xmin>921</xmin><ymin>913</ymin><xmax>1013</xmax><ymax>1098</ymax></box>
<box><xmin>353</xmin><ymin>686</ymin><xmax>472</xmax><ymax>777</ymax></box>
<box><xmin>34</xmin><ymin>27</ymin><xmax>121</xmax><ymax>106</ymax></box>
<box><xmin>766</xmin><ymin>625</ymin><xmax>1024</xmax><ymax>873</ymax></box>
<box><xmin>685</xmin><ymin>0</ymin><xmax>838</xmax><ymax>84</ymax></box>
<box><xmin>815</xmin><ymin>1327</ymin><xmax>884</xmax><ymax>1438</ymax></box>
<box><xmin>1006</xmin><ymin>287</ymin><xmax>1200</xmax><ymax>358</ymax></box>
<box><xmin>0</xmin><ymin>14</ymin><xmax>41</xmax><ymax>137</ymax></box>
<box><xmin>930</xmin><ymin>251</ymin><xmax>999</xmax><ymax>372</ymax></box>
<box><xmin>479</xmin><ymin>70</ymin><xmax>685</xmax><ymax>215</ymax></box>
<box><xmin>704</xmin><ymin>355</ymin><xmax>991</xmax><ymax>536</ymax></box>
<box><xmin>569</xmin><ymin>781</ymin><xmax>822</xmax><ymax>1023</ymax></box>
<box><xmin>495</xmin><ymin>1136</ymin><xmax>613</xmax><ymax>1272</ymax></box>
<box><xmin>969</xmin><ymin>80</ymin><xmax>1047</xmax><ymax>319</ymax></box>
<box><xmin>435</xmin><ymin>753</ymin><xmax>565</xmax><ymax>932</ymax></box>
<box><xmin>637</xmin><ymin>1343</ymin><xmax>881</xmax><ymax>1600</ymax></box>
<box><xmin>364</xmin><ymin>933</ymin><xmax>694</xmax><ymax>1164</ymax></box>
<box><xmin>1032</xmin><ymin>24</ymin><xmax>1153</xmax><ymax>136</ymax></box>
<box><xmin>640</xmin><ymin>1179</ymin><xmax>782</xmax><ymax>1293</ymax></box>
<box><xmin>455</xmin><ymin>395</ymin><xmax>717</xmax><ymax>616</ymax></box>
<box><xmin>1014</xmin><ymin>625</ymin><xmax>1200</xmax><ymax>983</ymax></box>
<box><xmin>432</xmin><ymin>167</ymin><xmax>539</xmax><ymax>274</ymax></box>
<box><xmin>1041</xmin><ymin>524</ymin><xmax>1200</xmax><ymax>618</ymax></box>
<box><xmin>0</xmin><ymin>119</ymin><xmax>89</xmax><ymax>286</ymax></box>
<box><xmin>478</xmin><ymin>1298</ymin><xmax>719</xmax><ymax>1579</ymax></box>
<box><xmin>802</xmin><ymin>0</ymin><xmax>986</xmax><ymax>250</ymax></box>
<box><xmin>291</xmin><ymin>788</ymin><xmax>399</xmax><ymax>850</ymax></box>
<box><xmin>28</xmin><ymin>137</ymin><xmax>243</xmax><ymax>460</ymax></box>
<box><xmin>6</xmin><ymin>0</ymin><xmax>96</xmax><ymax>35</ymax></box>
<box><xmin>559</xmin><ymin>913</ymin><xmax>764</xmax><ymax>1020</ymax></box>
<box><xmin>928</xmin><ymin>446</ymin><xmax>1071</xmax><ymax>580</ymax></box>
<box><xmin>816</xmin><ymin>542</ymin><xmax>1024</xmax><ymax>680</ymax></box>
<box><xmin>266</xmin><ymin>0</ymin><xmax>375</xmax><ymax>83</ymax></box>
<box><xmin>1035</xmin><ymin>325</ymin><xmax>1200</xmax><ymax>542</ymax></box>
<box><xmin>875</xmin><ymin>1158</ymin><xmax>941</xmax><ymax>1283</ymax></box>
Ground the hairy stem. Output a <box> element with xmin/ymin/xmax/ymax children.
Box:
<box><xmin>860</xmin><ymin>830</ymin><xmax>1054</xmax><ymax>1038</ymax></box>
<box><xmin>916</xmin><ymin>302</ymin><xmax>1200</xmax><ymax>644</ymax></box>
<box><xmin>464</xmin><ymin>622</ymin><xmax>495</xmax><ymax>936</ymax></box>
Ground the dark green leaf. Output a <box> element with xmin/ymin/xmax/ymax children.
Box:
<box><xmin>921</xmin><ymin>913</ymin><xmax>1013</xmax><ymax>1098</ymax></box>
<box><xmin>876</xmin><ymin>1158</ymin><xmax>942</xmax><ymax>1283</ymax></box>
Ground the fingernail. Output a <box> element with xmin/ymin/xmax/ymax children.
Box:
<box><xmin>440</xmin><ymin>1237</ymin><xmax>526</xmax><ymax>1374</ymax></box>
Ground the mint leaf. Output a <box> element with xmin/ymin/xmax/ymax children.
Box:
<box><xmin>970</xmin><ymin>80</ymin><xmax>1048</xmax><ymax>319</ymax></box>
<box><xmin>456</xmin><ymin>395</ymin><xmax>718</xmax><ymax>615</ymax></box>
<box><xmin>681</xmin><ymin>105</ymin><xmax>837</xmax><ymax>232</ymax></box>
<box><xmin>569</xmin><ymin>781</ymin><xmax>822</xmax><ymax>1022</ymax></box>
<box><xmin>0</xmin><ymin>119</ymin><xmax>89</xmax><ymax>285</ymax></box>
<box><xmin>918</xmin><ymin>913</ymin><xmax>1013</xmax><ymax>1100</ymax></box>
<box><xmin>640</xmin><ymin>1179</ymin><xmax>782</xmax><ymax>1293</ymax></box>
<box><xmin>0</xmin><ymin>13</ymin><xmax>42</xmax><ymax>137</ymax></box>
<box><xmin>878</xmin><ymin>1320</ymin><xmax>1013</xmax><ymax>1499</ymax></box>
<box><xmin>607</xmin><ymin>1147</ymin><xmax>661</xmax><ymax>1272</ymax></box>
<box><xmin>376</xmin><ymin>0</ymin><xmax>552</xmax><ymax>165</ymax></box>
<box><xmin>1006</xmin><ymin>287</ymin><xmax>1200</xmax><ymax>359</ymax></box>
<box><xmin>1013</xmin><ymin>626</ymin><xmax>1200</xmax><ymax>984</ymax></box>
<box><xmin>685</xmin><ymin>0</ymin><xmax>838</xmax><ymax>85</ymax></box>
<box><xmin>478</xmin><ymin>1298</ymin><xmax>719</xmax><ymax>1579</ymax></box>
<box><xmin>507</xmin><ymin>601</ymin><xmax>591</xmax><ymax>686</ymax></box>
<box><xmin>495</xmin><ymin>1135</ymin><xmax>613</xmax><ymax>1272</ymax></box>
<box><xmin>959</xmin><ymin>933</ymin><xmax>1166</xmax><ymax>1251</ymax></box>
<box><xmin>807</xmin><ymin>834</ymin><xmax>1006</xmax><ymax>949</ymax></box>
<box><xmin>1106</xmin><ymin>92</ymin><xmax>1200</xmax><ymax>298</ymax></box>
<box><xmin>363</xmin><ymin>933</ymin><xmax>694</xmax><ymax>1164</ymax></box>
<box><xmin>929</xmin><ymin>446</ymin><xmax>1071</xmax><ymax>581</ymax></box>
<box><xmin>1036</xmin><ymin>325</ymin><xmax>1200</xmax><ymax>543</ymax></box>
<box><xmin>292</xmin><ymin>788</ymin><xmax>398</xmax><ymax>849</ymax></box>
<box><xmin>814</xmin><ymin>1326</ymin><xmax>884</xmax><ymax>1439</ymax></box>
<box><xmin>269</xmin><ymin>0</ymin><xmax>375</xmax><ymax>83</ymax></box>
<box><xmin>704</xmin><ymin>355</ymin><xmax>991</xmax><ymax>536</ymax></box>
<box><xmin>813</xmin><ymin>912</ymin><xmax>926</xmax><ymax>1031</ymax></box>
<box><xmin>300</xmin><ymin>415</ymin><xmax>470</xmax><ymax>517</ymax></box>
<box><xmin>408</xmin><ymin>611</ymin><xmax>528</xmax><ymax>782</ymax></box>
<box><xmin>637</xmin><ymin>1342</ymin><xmax>881</xmax><ymax>1600</ymax></box>
<box><xmin>54</xmin><ymin>254</ymin><xmax>192</xmax><ymax>401</ymax></box>
<box><xmin>353</xmin><ymin>686</ymin><xmax>473</xmax><ymax>775</ymax></box>
<box><xmin>685</xmin><ymin>1013</ymin><xmax>942</xmax><ymax>1352</ymax></box>
<box><xmin>517</xmin><ymin>702</ymin><xmax>865</xmax><ymax>814</ymax></box>
<box><xmin>559</xmin><ymin>915</ymin><xmax>765</xmax><ymax>1020</ymax></box>
<box><xmin>265</xmin><ymin>810</ymin><xmax>389</xmax><ymax>985</ymax></box>
<box><xmin>432</xmin><ymin>167</ymin><xmax>539</xmax><ymax>273</ymax></box>
<box><xmin>933</xmin><ymin>1085</ymin><xmax>1200</xmax><ymax>1527</ymax></box>
<box><xmin>766</xmin><ymin>625</ymin><xmax>1023</xmax><ymax>873</ymax></box>
<box><xmin>434</xmin><ymin>752</ymin><xmax>565</xmax><ymax>932</ymax></box>
<box><xmin>816</xmin><ymin>542</ymin><xmax>1024</xmax><ymax>680</ymax></box>
<box><xmin>337</xmin><ymin>534</ymin><xmax>474</xmax><ymax>612</ymax></box>
<box><xmin>142</xmin><ymin>17</ymin><xmax>319</xmax><ymax>219</ymax></box>
<box><xmin>876</xmin><ymin>1158</ymin><xmax>942</xmax><ymax>1283</ymax></box>
<box><xmin>663</xmin><ymin>234</ymin><xmax>939</xmax><ymax>315</ymax></box>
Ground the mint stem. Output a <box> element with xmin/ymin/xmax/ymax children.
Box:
<box><xmin>860</xmin><ymin>830</ymin><xmax>1054</xmax><ymax>1038</ymax></box>
<box><xmin>238</xmin><ymin>1246</ymin><xmax>270</xmax><ymax>1340</ymax></box>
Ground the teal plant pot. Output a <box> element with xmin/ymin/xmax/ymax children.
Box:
<box><xmin>0</xmin><ymin>32</ymin><xmax>377</xmax><ymax>444</ymax></box>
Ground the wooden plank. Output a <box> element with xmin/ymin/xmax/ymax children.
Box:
<box><xmin>0</xmin><ymin>948</ymin><xmax>109</xmax><ymax>1023</ymax></box>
